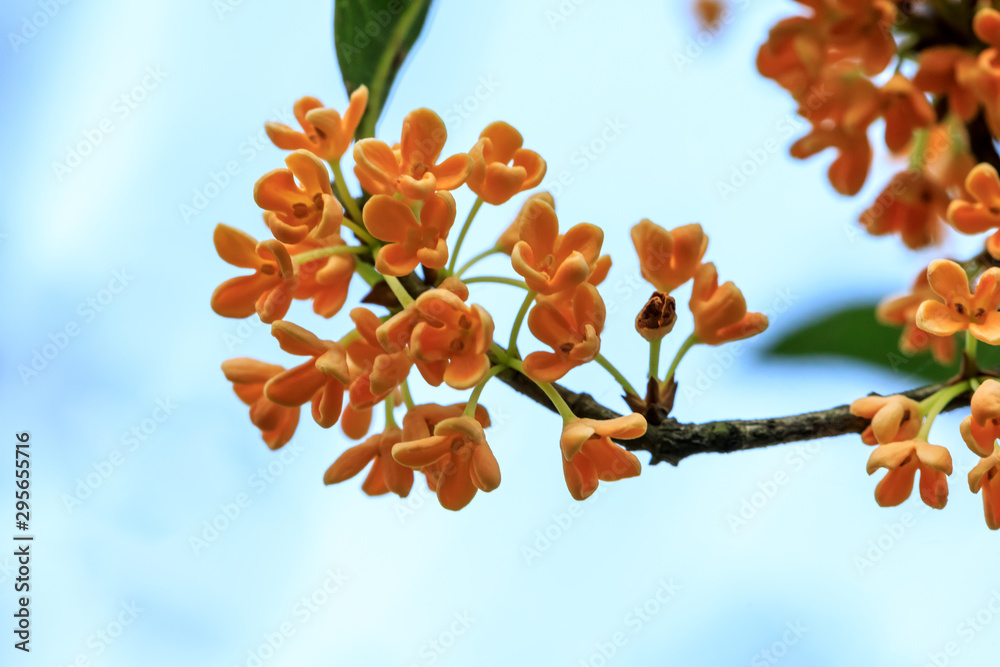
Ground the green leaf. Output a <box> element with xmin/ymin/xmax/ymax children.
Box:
<box><xmin>765</xmin><ymin>303</ymin><xmax>958</xmax><ymax>383</ymax></box>
<box><xmin>334</xmin><ymin>0</ymin><xmax>433</xmax><ymax>140</ymax></box>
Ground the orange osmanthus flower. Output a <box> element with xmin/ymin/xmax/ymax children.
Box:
<box><xmin>497</xmin><ymin>192</ymin><xmax>554</xmax><ymax>255</ymax></box>
<box><xmin>756</xmin><ymin>16</ymin><xmax>826</xmax><ymax>98</ymax></box>
<box><xmin>362</xmin><ymin>191</ymin><xmax>456</xmax><ymax>275</ymax></box>
<box><xmin>221</xmin><ymin>358</ymin><xmax>300</xmax><ymax>450</ymax></box>
<box><xmin>849</xmin><ymin>394</ymin><xmax>923</xmax><ymax>446</ymax></box>
<box><xmin>292</xmin><ymin>237</ymin><xmax>355</xmax><ymax>318</ymax></box>
<box><xmin>467</xmin><ymin>121</ymin><xmax>546</xmax><ymax>205</ymax></box>
<box><xmin>689</xmin><ymin>263</ymin><xmax>768</xmax><ymax>345</ymax></box>
<box><xmin>254</xmin><ymin>150</ymin><xmax>343</xmax><ymax>244</ymax></box>
<box><xmin>340</xmin><ymin>401</ymin><xmax>374</xmax><ymax>441</ymax></box>
<box><xmin>353</xmin><ymin>108</ymin><xmax>472</xmax><ymax>200</ymax></box>
<box><xmin>510</xmin><ymin>196</ymin><xmax>604</xmax><ymax>294</ymax></box>
<box><xmin>969</xmin><ymin>449</ymin><xmax>1000</xmax><ymax>530</ymax></box>
<box><xmin>324</xmin><ymin>424</ymin><xmax>413</xmax><ymax>497</ymax></box>
<box><xmin>922</xmin><ymin>123</ymin><xmax>974</xmax><ymax>200</ymax></box>
<box><xmin>344</xmin><ymin>307</ymin><xmax>412</xmax><ymax>409</ymax></box>
<box><xmin>877</xmin><ymin>74</ymin><xmax>935</xmax><ymax>153</ymax></box>
<box><xmin>523</xmin><ymin>283</ymin><xmax>605</xmax><ymax>383</ymax></box>
<box><xmin>263</xmin><ymin>321</ymin><xmax>351</xmax><ymax>428</ymax></box>
<box><xmin>915</xmin><ymin>259</ymin><xmax>1000</xmax><ymax>344</ymax></box>
<box><xmin>967</xmin><ymin>9</ymin><xmax>1000</xmax><ymax>136</ymax></box>
<box><xmin>960</xmin><ymin>380</ymin><xmax>1000</xmax><ymax>457</ymax></box>
<box><xmin>947</xmin><ymin>163</ymin><xmax>1000</xmax><ymax>258</ymax></box>
<box><xmin>866</xmin><ymin>439</ymin><xmax>953</xmax><ymax>509</ymax></box>
<box><xmin>876</xmin><ymin>269</ymin><xmax>957</xmax><ymax>365</ymax></box>
<box><xmin>790</xmin><ymin>65</ymin><xmax>879</xmax><ymax>195</ymax></box>
<box><xmin>826</xmin><ymin>0</ymin><xmax>897</xmax><ymax>76</ymax></box>
<box><xmin>265</xmin><ymin>88</ymin><xmax>368</xmax><ymax>161</ymax></box>
<box><xmin>393</xmin><ymin>413</ymin><xmax>498</xmax><ymax>511</ymax></box>
<box><xmin>914</xmin><ymin>47</ymin><xmax>979</xmax><ymax>121</ymax></box>
<box><xmin>631</xmin><ymin>220</ymin><xmax>708</xmax><ymax>294</ymax></box>
<box><xmin>376</xmin><ymin>277</ymin><xmax>470</xmax><ymax>355</ymax></box>
<box><xmin>211</xmin><ymin>224</ymin><xmax>297</xmax><ymax>323</ymax></box>
<box><xmin>408</xmin><ymin>289</ymin><xmax>495</xmax><ymax>390</ymax></box>
<box><xmin>560</xmin><ymin>414</ymin><xmax>647</xmax><ymax>501</ymax></box>
<box><xmin>859</xmin><ymin>170</ymin><xmax>948</xmax><ymax>249</ymax></box>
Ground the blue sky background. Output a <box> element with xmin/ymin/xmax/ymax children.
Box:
<box><xmin>2</xmin><ymin>0</ymin><xmax>999</xmax><ymax>665</ymax></box>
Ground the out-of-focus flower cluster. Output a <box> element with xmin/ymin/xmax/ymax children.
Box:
<box><xmin>211</xmin><ymin>89</ymin><xmax>769</xmax><ymax>510</ymax></box>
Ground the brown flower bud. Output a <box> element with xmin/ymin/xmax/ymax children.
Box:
<box><xmin>635</xmin><ymin>291</ymin><xmax>676</xmax><ymax>342</ymax></box>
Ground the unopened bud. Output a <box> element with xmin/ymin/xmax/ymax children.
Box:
<box><xmin>635</xmin><ymin>291</ymin><xmax>676</xmax><ymax>342</ymax></box>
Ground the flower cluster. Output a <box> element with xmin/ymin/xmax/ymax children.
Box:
<box><xmin>211</xmin><ymin>90</ymin><xmax>770</xmax><ymax>510</ymax></box>
<box><xmin>757</xmin><ymin>1</ymin><xmax>1000</xmax><ymax>255</ymax></box>
<box><xmin>853</xmin><ymin>259</ymin><xmax>1000</xmax><ymax>529</ymax></box>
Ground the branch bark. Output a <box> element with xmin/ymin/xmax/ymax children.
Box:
<box><xmin>363</xmin><ymin>259</ymin><xmax>972</xmax><ymax>467</ymax></box>
<box><xmin>493</xmin><ymin>367</ymin><xmax>967</xmax><ymax>466</ymax></box>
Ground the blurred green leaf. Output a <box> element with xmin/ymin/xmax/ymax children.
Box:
<box><xmin>765</xmin><ymin>303</ymin><xmax>958</xmax><ymax>383</ymax></box>
<box><xmin>334</xmin><ymin>0</ymin><xmax>433</xmax><ymax>140</ymax></box>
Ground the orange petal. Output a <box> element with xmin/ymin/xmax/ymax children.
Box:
<box><xmin>442</xmin><ymin>354</ymin><xmax>490</xmax><ymax>390</ymax></box>
<box><xmin>214</xmin><ymin>224</ymin><xmax>263</xmax><ymax>269</ymax></box>
<box><xmin>324</xmin><ymin>438</ymin><xmax>379</xmax><ymax>484</ymax></box>
<box><xmin>264</xmin><ymin>362</ymin><xmax>326</xmax><ymax>407</ymax></box>
<box><xmin>915</xmin><ymin>300</ymin><xmax>967</xmax><ymax>337</ymax></box>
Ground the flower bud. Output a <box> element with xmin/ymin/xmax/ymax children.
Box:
<box><xmin>635</xmin><ymin>291</ymin><xmax>677</xmax><ymax>342</ymax></box>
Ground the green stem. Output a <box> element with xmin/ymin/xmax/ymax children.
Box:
<box><xmin>455</xmin><ymin>247</ymin><xmax>500</xmax><ymax>278</ymax></box>
<box><xmin>463</xmin><ymin>276</ymin><xmax>529</xmax><ymax>289</ymax></box>
<box><xmin>447</xmin><ymin>196</ymin><xmax>484</xmax><ymax>274</ymax></box>
<box><xmin>384</xmin><ymin>275</ymin><xmax>414</xmax><ymax>307</ymax></box>
<box><xmin>649</xmin><ymin>338</ymin><xmax>662</xmax><ymax>380</ymax></box>
<box><xmin>594</xmin><ymin>353</ymin><xmax>639</xmax><ymax>397</ymax></box>
<box><xmin>354</xmin><ymin>260</ymin><xmax>381</xmax><ymax>287</ymax></box>
<box><xmin>664</xmin><ymin>333</ymin><xmax>699</xmax><ymax>383</ymax></box>
<box><xmin>400</xmin><ymin>379</ymin><xmax>415</xmax><ymax>410</ymax></box>
<box><xmin>965</xmin><ymin>331</ymin><xmax>978</xmax><ymax>365</ymax></box>
<box><xmin>384</xmin><ymin>396</ymin><xmax>398</xmax><ymax>429</ymax></box>
<box><xmin>342</xmin><ymin>218</ymin><xmax>378</xmax><ymax>248</ymax></box>
<box><xmin>463</xmin><ymin>365</ymin><xmax>504</xmax><ymax>417</ymax></box>
<box><xmin>330</xmin><ymin>159</ymin><xmax>367</xmax><ymax>230</ymax></box>
<box><xmin>508</xmin><ymin>290</ymin><xmax>537</xmax><ymax>358</ymax></box>
<box><xmin>535</xmin><ymin>381</ymin><xmax>577</xmax><ymax>423</ymax></box>
<box><xmin>917</xmin><ymin>381</ymin><xmax>971</xmax><ymax>440</ymax></box>
<box><xmin>293</xmin><ymin>245</ymin><xmax>369</xmax><ymax>264</ymax></box>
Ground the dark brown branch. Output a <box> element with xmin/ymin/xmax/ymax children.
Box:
<box><xmin>493</xmin><ymin>367</ymin><xmax>967</xmax><ymax>466</ymax></box>
<box><xmin>373</xmin><ymin>261</ymin><xmax>972</xmax><ymax>467</ymax></box>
